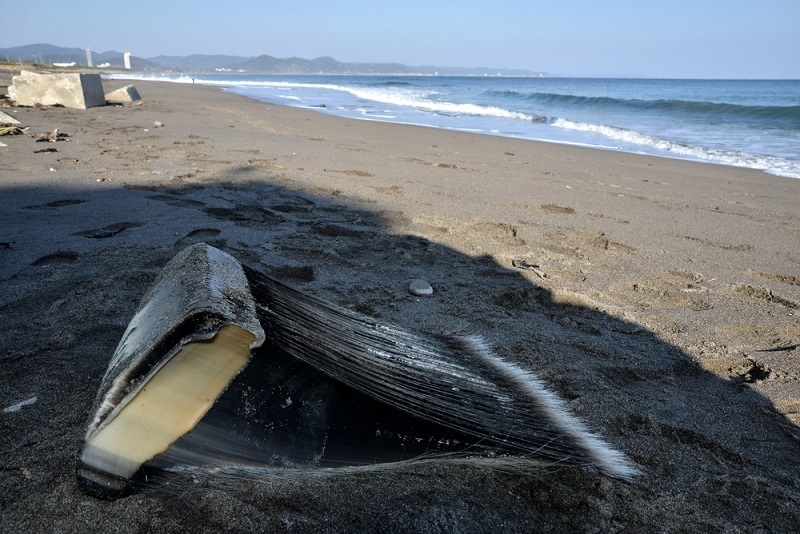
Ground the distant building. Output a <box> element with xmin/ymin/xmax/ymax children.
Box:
<box><xmin>53</xmin><ymin>62</ymin><xmax>76</xmax><ymax>68</ymax></box>
<box><xmin>123</xmin><ymin>52</ymin><xmax>131</xmax><ymax>70</ymax></box>
<box><xmin>86</xmin><ymin>48</ymin><xmax>93</xmax><ymax>67</ymax></box>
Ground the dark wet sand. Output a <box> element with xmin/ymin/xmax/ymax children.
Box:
<box><xmin>1</xmin><ymin>77</ymin><xmax>799</xmax><ymax>532</ymax></box>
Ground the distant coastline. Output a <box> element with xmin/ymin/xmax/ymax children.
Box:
<box><xmin>0</xmin><ymin>43</ymin><xmax>548</xmax><ymax>77</ymax></box>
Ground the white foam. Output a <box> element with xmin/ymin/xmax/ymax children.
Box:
<box><xmin>553</xmin><ymin>118</ymin><xmax>800</xmax><ymax>178</ymax></box>
<box><xmin>218</xmin><ymin>80</ymin><xmax>544</xmax><ymax>123</ymax></box>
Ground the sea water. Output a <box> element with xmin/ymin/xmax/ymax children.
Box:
<box><xmin>115</xmin><ymin>74</ymin><xmax>800</xmax><ymax>178</ymax></box>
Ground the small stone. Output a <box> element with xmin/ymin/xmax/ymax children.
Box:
<box><xmin>409</xmin><ymin>279</ymin><xmax>433</xmax><ymax>296</ymax></box>
<box><xmin>3</xmin><ymin>396</ymin><xmax>38</xmax><ymax>413</ymax></box>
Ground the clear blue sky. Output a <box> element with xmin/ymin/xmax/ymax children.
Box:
<box><xmin>2</xmin><ymin>0</ymin><xmax>798</xmax><ymax>78</ymax></box>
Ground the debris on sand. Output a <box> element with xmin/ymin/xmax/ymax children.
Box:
<box><xmin>0</xmin><ymin>125</ymin><xmax>29</xmax><ymax>136</ymax></box>
<box><xmin>36</xmin><ymin>128</ymin><xmax>70</xmax><ymax>142</ymax></box>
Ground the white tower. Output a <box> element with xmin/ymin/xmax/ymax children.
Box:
<box><xmin>86</xmin><ymin>48</ymin><xmax>93</xmax><ymax>67</ymax></box>
<box><xmin>123</xmin><ymin>52</ymin><xmax>131</xmax><ymax>70</ymax></box>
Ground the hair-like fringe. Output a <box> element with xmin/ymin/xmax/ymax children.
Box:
<box><xmin>139</xmin><ymin>454</ymin><xmax>555</xmax><ymax>497</ymax></box>
<box><xmin>459</xmin><ymin>334</ymin><xmax>639</xmax><ymax>480</ymax></box>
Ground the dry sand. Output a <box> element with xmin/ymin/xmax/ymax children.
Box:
<box><xmin>1</xmin><ymin>76</ymin><xmax>799</xmax><ymax>532</ymax></box>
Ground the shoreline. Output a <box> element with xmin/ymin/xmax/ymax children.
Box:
<box><xmin>2</xmin><ymin>78</ymin><xmax>799</xmax><ymax>531</ymax></box>
<box><xmin>110</xmin><ymin>73</ymin><xmax>800</xmax><ymax>180</ymax></box>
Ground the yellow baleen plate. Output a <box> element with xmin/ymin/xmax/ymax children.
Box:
<box><xmin>81</xmin><ymin>325</ymin><xmax>255</xmax><ymax>479</ymax></box>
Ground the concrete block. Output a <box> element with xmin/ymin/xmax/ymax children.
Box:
<box><xmin>12</xmin><ymin>71</ymin><xmax>106</xmax><ymax>109</ymax></box>
<box><xmin>105</xmin><ymin>85</ymin><xmax>142</xmax><ymax>103</ymax></box>
<box><xmin>0</xmin><ymin>109</ymin><xmax>21</xmax><ymax>125</ymax></box>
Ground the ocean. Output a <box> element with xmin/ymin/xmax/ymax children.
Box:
<box><xmin>115</xmin><ymin>74</ymin><xmax>800</xmax><ymax>178</ymax></box>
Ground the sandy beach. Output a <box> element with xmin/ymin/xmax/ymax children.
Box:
<box><xmin>1</xmin><ymin>76</ymin><xmax>799</xmax><ymax>531</ymax></box>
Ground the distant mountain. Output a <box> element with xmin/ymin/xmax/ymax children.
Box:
<box><xmin>1</xmin><ymin>43</ymin><xmax>80</xmax><ymax>60</ymax></box>
<box><xmin>235</xmin><ymin>55</ymin><xmax>413</xmax><ymax>75</ymax></box>
<box><xmin>180</xmin><ymin>54</ymin><xmax>539</xmax><ymax>76</ymax></box>
<box><xmin>148</xmin><ymin>54</ymin><xmax>253</xmax><ymax>71</ymax></box>
<box><xmin>0</xmin><ymin>44</ymin><xmax>544</xmax><ymax>76</ymax></box>
<box><xmin>0</xmin><ymin>43</ymin><xmax>159</xmax><ymax>69</ymax></box>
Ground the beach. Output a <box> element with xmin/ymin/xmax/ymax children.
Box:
<box><xmin>1</xmin><ymin>77</ymin><xmax>799</xmax><ymax>531</ymax></box>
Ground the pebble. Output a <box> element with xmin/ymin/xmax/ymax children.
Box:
<box><xmin>409</xmin><ymin>279</ymin><xmax>433</xmax><ymax>296</ymax></box>
<box><xmin>3</xmin><ymin>396</ymin><xmax>38</xmax><ymax>413</ymax></box>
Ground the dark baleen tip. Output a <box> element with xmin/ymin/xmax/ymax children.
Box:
<box><xmin>76</xmin><ymin>460</ymin><xmax>135</xmax><ymax>501</ymax></box>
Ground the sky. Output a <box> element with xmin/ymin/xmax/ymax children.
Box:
<box><xmin>2</xmin><ymin>0</ymin><xmax>799</xmax><ymax>78</ymax></box>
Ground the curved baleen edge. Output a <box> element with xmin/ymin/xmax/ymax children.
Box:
<box><xmin>244</xmin><ymin>263</ymin><xmax>639</xmax><ymax>479</ymax></box>
<box><xmin>460</xmin><ymin>334</ymin><xmax>639</xmax><ymax>480</ymax></box>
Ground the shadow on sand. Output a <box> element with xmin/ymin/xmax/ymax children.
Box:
<box><xmin>1</xmin><ymin>168</ymin><xmax>799</xmax><ymax>531</ymax></box>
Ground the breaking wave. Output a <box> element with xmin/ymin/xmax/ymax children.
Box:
<box><xmin>552</xmin><ymin>118</ymin><xmax>800</xmax><ymax>177</ymax></box>
<box><xmin>241</xmin><ymin>81</ymin><xmax>550</xmax><ymax>122</ymax></box>
<box><xmin>485</xmin><ymin>90</ymin><xmax>800</xmax><ymax>125</ymax></box>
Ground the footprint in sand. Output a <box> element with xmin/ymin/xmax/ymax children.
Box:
<box><xmin>469</xmin><ymin>221</ymin><xmax>526</xmax><ymax>247</ymax></box>
<box><xmin>324</xmin><ymin>168</ymin><xmax>374</xmax><ymax>177</ymax></box>
<box><xmin>31</xmin><ymin>251</ymin><xmax>79</xmax><ymax>266</ymax></box>
<box><xmin>204</xmin><ymin>206</ymin><xmax>285</xmax><ymax>226</ymax></box>
<box><xmin>618</xmin><ymin>271</ymin><xmax>713</xmax><ymax>311</ymax></box>
<box><xmin>372</xmin><ymin>185</ymin><xmax>404</xmax><ymax>198</ymax></box>
<box><xmin>733</xmin><ymin>284</ymin><xmax>799</xmax><ymax>310</ymax></box>
<box><xmin>73</xmin><ymin>222</ymin><xmax>144</xmax><ymax>239</ymax></box>
<box><xmin>538</xmin><ymin>230</ymin><xmax>636</xmax><ymax>259</ymax></box>
<box><xmin>185</xmin><ymin>228</ymin><xmax>221</xmax><ymax>239</ymax></box>
<box><xmin>312</xmin><ymin>223</ymin><xmax>375</xmax><ymax>238</ymax></box>
<box><xmin>175</xmin><ymin>228</ymin><xmax>226</xmax><ymax>249</ymax></box>
<box><xmin>539</xmin><ymin>204</ymin><xmax>576</xmax><ymax>214</ymax></box>
<box><xmin>269</xmin><ymin>264</ymin><xmax>315</xmax><ymax>283</ymax></box>
<box><xmin>23</xmin><ymin>199</ymin><xmax>87</xmax><ymax>210</ymax></box>
<box><xmin>146</xmin><ymin>194</ymin><xmax>207</xmax><ymax>209</ymax></box>
<box><xmin>270</xmin><ymin>197</ymin><xmax>316</xmax><ymax>214</ymax></box>
<box><xmin>748</xmin><ymin>270</ymin><xmax>799</xmax><ymax>287</ymax></box>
